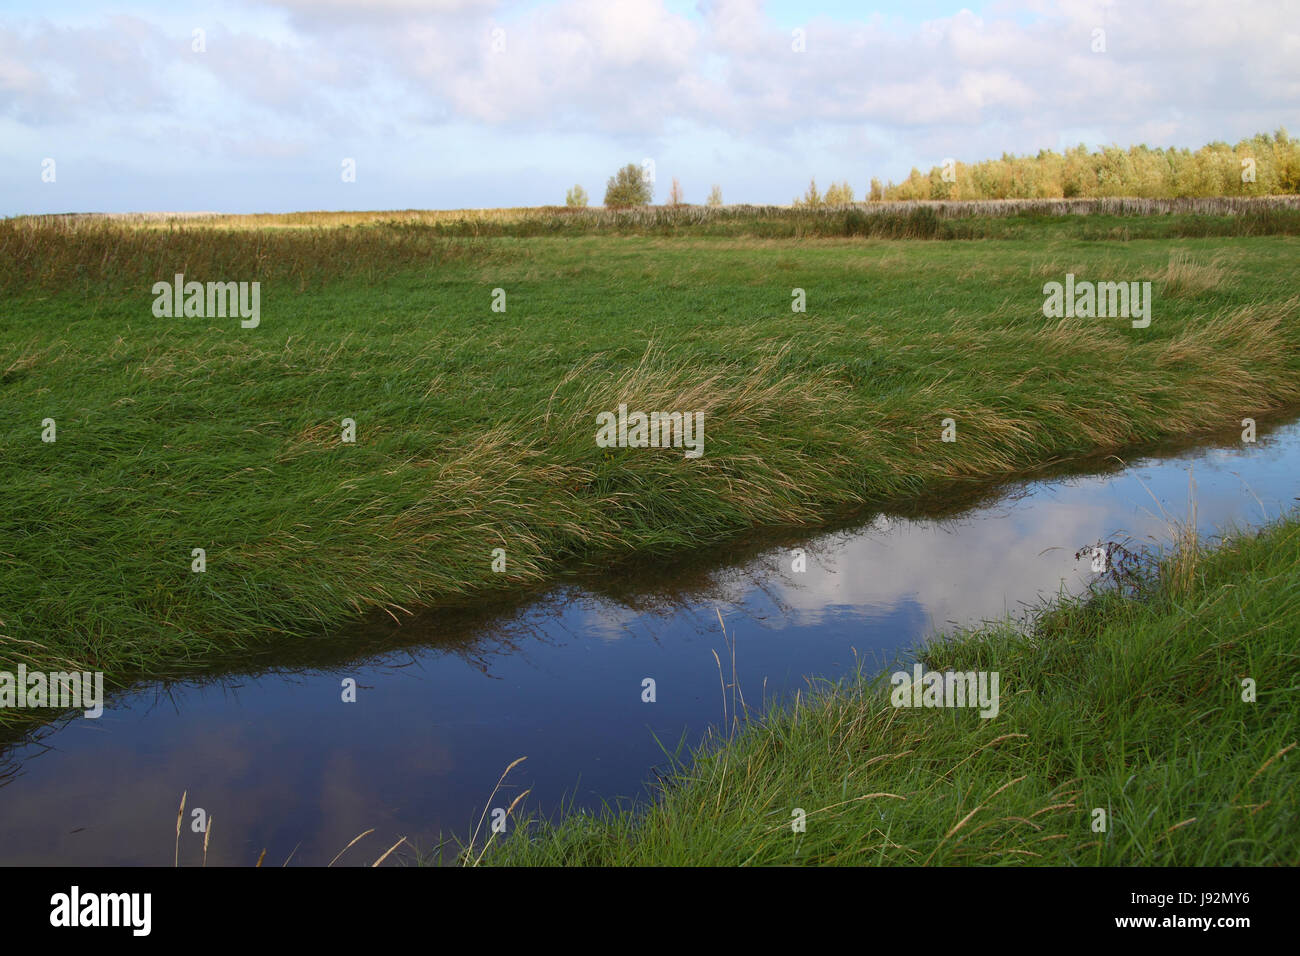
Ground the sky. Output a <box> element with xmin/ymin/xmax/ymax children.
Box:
<box><xmin>1</xmin><ymin>0</ymin><xmax>1297</xmax><ymax>215</ymax></box>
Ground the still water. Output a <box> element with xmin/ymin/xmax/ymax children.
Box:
<box><xmin>1</xmin><ymin>417</ymin><xmax>1296</xmax><ymax>865</ymax></box>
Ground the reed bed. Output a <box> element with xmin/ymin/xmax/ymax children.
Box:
<box><xmin>9</xmin><ymin>194</ymin><xmax>1300</xmax><ymax>244</ymax></box>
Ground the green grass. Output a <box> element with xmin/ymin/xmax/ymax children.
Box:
<box><xmin>3</xmin><ymin>212</ymin><xmax>1300</xmax><ymax>728</ymax></box>
<box><xmin>477</xmin><ymin>514</ymin><xmax>1300</xmax><ymax>866</ymax></box>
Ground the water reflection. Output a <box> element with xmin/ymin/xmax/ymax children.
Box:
<box><xmin>1</xmin><ymin>415</ymin><xmax>1297</xmax><ymax>866</ymax></box>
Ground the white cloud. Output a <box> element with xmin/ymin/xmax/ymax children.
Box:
<box><xmin>1</xmin><ymin>0</ymin><xmax>1297</xmax><ymax>212</ymax></box>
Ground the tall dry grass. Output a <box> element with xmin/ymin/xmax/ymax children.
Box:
<box><xmin>1159</xmin><ymin>251</ymin><xmax>1233</xmax><ymax>297</ymax></box>
<box><xmin>0</xmin><ymin>217</ymin><xmax>499</xmax><ymax>293</ymax></box>
<box><xmin>20</xmin><ymin>195</ymin><xmax>1300</xmax><ymax>231</ymax></box>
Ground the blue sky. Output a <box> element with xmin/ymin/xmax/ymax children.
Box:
<box><xmin>2</xmin><ymin>0</ymin><xmax>1296</xmax><ymax>215</ymax></box>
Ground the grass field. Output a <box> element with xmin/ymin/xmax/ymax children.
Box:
<box><xmin>3</xmin><ymin>207</ymin><xmax>1300</xmax><ymax>727</ymax></box>
<box><xmin>474</xmin><ymin>512</ymin><xmax>1300</xmax><ymax>866</ymax></box>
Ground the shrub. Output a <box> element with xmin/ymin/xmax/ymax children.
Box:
<box><xmin>604</xmin><ymin>164</ymin><xmax>653</xmax><ymax>207</ymax></box>
<box><xmin>802</xmin><ymin>177</ymin><xmax>821</xmax><ymax>207</ymax></box>
<box><xmin>824</xmin><ymin>181</ymin><xmax>855</xmax><ymax>205</ymax></box>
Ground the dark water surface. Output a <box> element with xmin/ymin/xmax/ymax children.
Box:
<box><xmin>2</xmin><ymin>417</ymin><xmax>1297</xmax><ymax>866</ymax></box>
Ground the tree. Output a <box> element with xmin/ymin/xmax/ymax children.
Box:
<box><xmin>824</xmin><ymin>180</ymin><xmax>855</xmax><ymax>204</ymax></box>
<box><xmin>796</xmin><ymin>177</ymin><xmax>821</xmax><ymax>207</ymax></box>
<box><xmin>604</xmin><ymin>163</ymin><xmax>653</xmax><ymax>206</ymax></box>
<box><xmin>869</xmin><ymin>177</ymin><xmax>883</xmax><ymax>202</ymax></box>
<box><xmin>668</xmin><ymin>177</ymin><xmax>684</xmax><ymax>206</ymax></box>
<box><xmin>706</xmin><ymin>184</ymin><xmax>723</xmax><ymax>207</ymax></box>
<box><xmin>565</xmin><ymin>184</ymin><xmax>588</xmax><ymax>207</ymax></box>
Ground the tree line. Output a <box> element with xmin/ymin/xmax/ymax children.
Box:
<box><xmin>880</xmin><ymin>129</ymin><xmax>1300</xmax><ymax>201</ymax></box>
<box><xmin>565</xmin><ymin>131</ymin><xmax>1300</xmax><ymax>208</ymax></box>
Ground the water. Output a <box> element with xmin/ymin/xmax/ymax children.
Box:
<box><xmin>2</xmin><ymin>417</ymin><xmax>1297</xmax><ymax>866</ymax></box>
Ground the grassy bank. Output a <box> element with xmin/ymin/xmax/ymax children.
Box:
<box><xmin>480</xmin><ymin>514</ymin><xmax>1300</xmax><ymax>865</ymax></box>
<box><xmin>3</xmin><ymin>214</ymin><xmax>1300</xmax><ymax>724</ymax></box>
